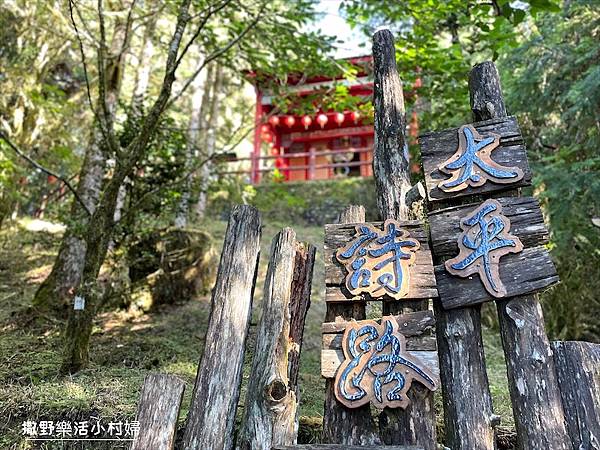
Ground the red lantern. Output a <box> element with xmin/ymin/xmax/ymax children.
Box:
<box><xmin>284</xmin><ymin>116</ymin><xmax>296</xmax><ymax>128</ymax></box>
<box><xmin>334</xmin><ymin>112</ymin><xmax>345</xmax><ymax>126</ymax></box>
<box><xmin>260</xmin><ymin>124</ymin><xmax>270</xmax><ymax>134</ymax></box>
<box><xmin>301</xmin><ymin>115</ymin><xmax>312</xmax><ymax>130</ymax></box>
<box><xmin>350</xmin><ymin>111</ymin><xmax>360</xmax><ymax>123</ymax></box>
<box><xmin>268</xmin><ymin>115</ymin><xmax>280</xmax><ymax>126</ymax></box>
<box><xmin>261</xmin><ymin>131</ymin><xmax>273</xmax><ymax>143</ymax></box>
<box><xmin>316</xmin><ymin>113</ymin><xmax>328</xmax><ymax>129</ymax></box>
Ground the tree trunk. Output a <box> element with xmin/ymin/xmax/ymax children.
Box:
<box><xmin>60</xmin><ymin>0</ymin><xmax>195</xmax><ymax>372</ymax></box>
<box><xmin>174</xmin><ymin>61</ymin><xmax>213</xmax><ymax>228</ymax></box>
<box><xmin>429</xmin><ymin>62</ymin><xmax>501</xmax><ymax>450</ymax></box>
<box><xmin>195</xmin><ymin>64</ymin><xmax>224</xmax><ymax>219</ymax></box>
<box><xmin>466</xmin><ymin>61</ymin><xmax>570</xmax><ymax>450</ymax></box>
<box><xmin>322</xmin><ymin>205</ymin><xmax>380</xmax><ymax>446</ymax></box>
<box><xmin>33</xmin><ymin>7</ymin><xmax>133</xmax><ymax>309</ymax></box>
<box><xmin>237</xmin><ymin>229</ymin><xmax>316</xmax><ymax>449</ymax></box>
<box><xmin>182</xmin><ymin>205</ymin><xmax>261</xmax><ymax>450</ymax></box>
<box><xmin>371</xmin><ymin>29</ymin><xmax>436</xmax><ymax>449</ymax></box>
<box><xmin>551</xmin><ymin>341</ymin><xmax>600</xmax><ymax>449</ymax></box>
<box><xmin>131</xmin><ymin>374</ymin><xmax>185</xmax><ymax>450</ymax></box>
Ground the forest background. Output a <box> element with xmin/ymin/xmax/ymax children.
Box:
<box><xmin>0</xmin><ymin>0</ymin><xmax>598</xmax><ymax>448</ymax></box>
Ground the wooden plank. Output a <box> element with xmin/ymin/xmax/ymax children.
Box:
<box><xmin>435</xmin><ymin>246</ymin><xmax>558</xmax><ymax>309</ymax></box>
<box><xmin>372</xmin><ymin>29</ymin><xmax>436</xmax><ymax>449</ymax></box>
<box><xmin>420</xmin><ymin>116</ymin><xmax>532</xmax><ymax>202</ymax></box>
<box><xmin>324</xmin><ymin>221</ymin><xmax>437</xmax><ymax>301</ymax></box>
<box><xmin>322</xmin><ymin>205</ymin><xmax>379</xmax><ymax>445</ymax></box>
<box><xmin>322</xmin><ymin>350</ymin><xmax>439</xmax><ymax>379</ymax></box>
<box><xmin>182</xmin><ymin>205</ymin><xmax>261</xmax><ymax>450</ymax></box>
<box><xmin>321</xmin><ymin>311</ymin><xmax>437</xmax><ymax>379</ymax></box>
<box><xmin>428</xmin><ymin>196</ymin><xmax>549</xmax><ymax>260</ymax></box>
<box><xmin>429</xmin><ymin>196</ymin><xmax>557</xmax><ymax>309</ymax></box>
<box><xmin>238</xmin><ymin>229</ymin><xmax>316</xmax><ymax>449</ymax></box>
<box><xmin>131</xmin><ymin>374</ymin><xmax>185</xmax><ymax>450</ymax></box>
<box><xmin>551</xmin><ymin>341</ymin><xmax>600</xmax><ymax>449</ymax></box>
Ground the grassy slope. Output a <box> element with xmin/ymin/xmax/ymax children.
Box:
<box><xmin>0</xmin><ymin>218</ymin><xmax>514</xmax><ymax>448</ymax></box>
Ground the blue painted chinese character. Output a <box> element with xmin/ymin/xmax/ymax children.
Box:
<box><xmin>335</xmin><ymin>317</ymin><xmax>437</xmax><ymax>409</ymax></box>
<box><xmin>336</xmin><ymin>220</ymin><xmax>420</xmax><ymax>299</ymax></box>
<box><xmin>445</xmin><ymin>199</ymin><xmax>524</xmax><ymax>297</ymax></box>
<box><xmin>438</xmin><ymin>124</ymin><xmax>524</xmax><ymax>192</ymax></box>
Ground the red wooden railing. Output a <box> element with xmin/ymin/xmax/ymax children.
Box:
<box><xmin>219</xmin><ymin>147</ymin><xmax>373</xmax><ymax>182</ymax></box>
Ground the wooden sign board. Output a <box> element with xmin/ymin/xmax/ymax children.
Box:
<box><xmin>428</xmin><ymin>197</ymin><xmax>558</xmax><ymax>309</ymax></box>
<box><xmin>324</xmin><ymin>220</ymin><xmax>437</xmax><ymax>302</ymax></box>
<box><xmin>321</xmin><ymin>311</ymin><xmax>439</xmax><ymax>409</ymax></box>
<box><xmin>420</xmin><ymin>116</ymin><xmax>532</xmax><ymax>202</ymax></box>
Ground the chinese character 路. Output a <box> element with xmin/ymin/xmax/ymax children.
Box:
<box><xmin>335</xmin><ymin>316</ymin><xmax>437</xmax><ymax>409</ymax></box>
<box><xmin>445</xmin><ymin>199</ymin><xmax>523</xmax><ymax>297</ymax></box>
<box><xmin>336</xmin><ymin>220</ymin><xmax>420</xmax><ymax>300</ymax></box>
<box><xmin>438</xmin><ymin>124</ymin><xmax>524</xmax><ymax>192</ymax></box>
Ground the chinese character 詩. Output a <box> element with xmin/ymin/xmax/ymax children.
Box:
<box><xmin>445</xmin><ymin>199</ymin><xmax>523</xmax><ymax>297</ymax></box>
<box><xmin>335</xmin><ymin>316</ymin><xmax>437</xmax><ymax>409</ymax></box>
<box><xmin>438</xmin><ymin>124</ymin><xmax>523</xmax><ymax>192</ymax></box>
<box><xmin>336</xmin><ymin>220</ymin><xmax>420</xmax><ymax>300</ymax></box>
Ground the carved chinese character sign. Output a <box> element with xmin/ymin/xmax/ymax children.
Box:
<box><xmin>333</xmin><ymin>316</ymin><xmax>438</xmax><ymax>409</ymax></box>
<box><xmin>324</xmin><ymin>220</ymin><xmax>437</xmax><ymax>302</ymax></box>
<box><xmin>336</xmin><ymin>220</ymin><xmax>420</xmax><ymax>300</ymax></box>
<box><xmin>445</xmin><ymin>199</ymin><xmax>523</xmax><ymax>297</ymax></box>
<box><xmin>420</xmin><ymin>117</ymin><xmax>531</xmax><ymax>202</ymax></box>
<box><xmin>428</xmin><ymin>197</ymin><xmax>559</xmax><ymax>309</ymax></box>
<box><xmin>437</xmin><ymin>125</ymin><xmax>524</xmax><ymax>192</ymax></box>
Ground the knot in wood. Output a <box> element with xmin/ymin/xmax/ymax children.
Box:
<box><xmin>266</xmin><ymin>379</ymin><xmax>288</xmax><ymax>402</ymax></box>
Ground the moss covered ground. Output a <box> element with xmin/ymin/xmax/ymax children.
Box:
<box><xmin>0</xmin><ymin>217</ymin><xmax>516</xmax><ymax>448</ymax></box>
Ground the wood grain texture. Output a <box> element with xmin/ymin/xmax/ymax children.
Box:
<box><xmin>322</xmin><ymin>205</ymin><xmax>379</xmax><ymax>445</ymax></box>
<box><xmin>321</xmin><ymin>311</ymin><xmax>438</xmax><ymax>379</ymax></box>
<box><xmin>131</xmin><ymin>374</ymin><xmax>185</xmax><ymax>450</ymax></box>
<box><xmin>497</xmin><ymin>296</ymin><xmax>571</xmax><ymax>449</ymax></box>
<box><xmin>428</xmin><ymin>196</ymin><xmax>549</xmax><ymax>260</ymax></box>
<box><xmin>237</xmin><ymin>229</ymin><xmax>316</xmax><ymax>450</ymax></box>
<box><xmin>182</xmin><ymin>205</ymin><xmax>261</xmax><ymax>450</ymax></box>
<box><xmin>433</xmin><ymin>303</ymin><xmax>498</xmax><ymax>450</ymax></box>
<box><xmin>324</xmin><ymin>221</ymin><xmax>437</xmax><ymax>301</ymax></box>
<box><xmin>420</xmin><ymin>116</ymin><xmax>531</xmax><ymax>202</ymax></box>
<box><xmin>429</xmin><ymin>196</ymin><xmax>557</xmax><ymax>309</ymax></box>
<box><xmin>372</xmin><ymin>29</ymin><xmax>412</xmax><ymax>220</ymax></box>
<box><xmin>467</xmin><ymin>61</ymin><xmax>570</xmax><ymax>450</ymax></box>
<box><xmin>372</xmin><ymin>29</ymin><xmax>436</xmax><ymax>450</ymax></box>
<box><xmin>552</xmin><ymin>341</ymin><xmax>600</xmax><ymax>450</ymax></box>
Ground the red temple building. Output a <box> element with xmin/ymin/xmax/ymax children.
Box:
<box><xmin>230</xmin><ymin>56</ymin><xmax>419</xmax><ymax>184</ymax></box>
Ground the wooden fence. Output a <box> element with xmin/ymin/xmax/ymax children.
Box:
<box><xmin>127</xmin><ymin>30</ymin><xmax>599</xmax><ymax>450</ymax></box>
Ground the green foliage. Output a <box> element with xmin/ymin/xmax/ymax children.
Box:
<box><xmin>500</xmin><ymin>1</ymin><xmax>600</xmax><ymax>341</ymax></box>
<box><xmin>207</xmin><ymin>177</ymin><xmax>379</xmax><ymax>225</ymax></box>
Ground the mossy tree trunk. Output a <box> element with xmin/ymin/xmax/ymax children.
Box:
<box><xmin>60</xmin><ymin>0</ymin><xmax>195</xmax><ymax>373</ymax></box>
<box><xmin>33</xmin><ymin>7</ymin><xmax>133</xmax><ymax>309</ymax></box>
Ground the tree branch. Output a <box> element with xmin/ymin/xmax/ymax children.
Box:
<box><xmin>0</xmin><ymin>131</ymin><xmax>92</xmax><ymax>217</ymax></box>
<box><xmin>167</xmin><ymin>1</ymin><xmax>267</xmax><ymax>107</ymax></box>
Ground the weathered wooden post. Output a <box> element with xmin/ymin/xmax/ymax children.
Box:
<box><xmin>322</xmin><ymin>204</ymin><xmax>379</xmax><ymax>445</ymax></box>
<box><xmin>182</xmin><ymin>205</ymin><xmax>261</xmax><ymax>450</ymax></box>
<box><xmin>131</xmin><ymin>374</ymin><xmax>185</xmax><ymax>450</ymax></box>
<box><xmin>420</xmin><ymin>61</ymin><xmax>571</xmax><ymax>449</ymax></box>
<box><xmin>372</xmin><ymin>29</ymin><xmax>437</xmax><ymax>448</ymax></box>
<box><xmin>552</xmin><ymin>341</ymin><xmax>600</xmax><ymax>449</ymax></box>
<box><xmin>237</xmin><ymin>228</ymin><xmax>316</xmax><ymax>449</ymax></box>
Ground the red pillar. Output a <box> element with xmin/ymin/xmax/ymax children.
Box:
<box><xmin>251</xmin><ymin>88</ymin><xmax>263</xmax><ymax>184</ymax></box>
